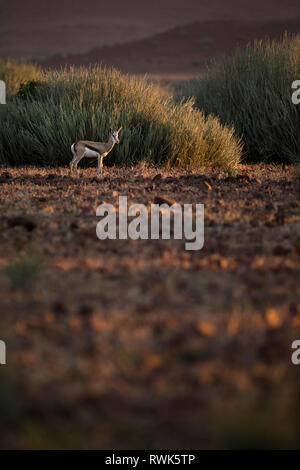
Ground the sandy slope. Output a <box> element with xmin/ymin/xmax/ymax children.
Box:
<box><xmin>1</xmin><ymin>0</ymin><xmax>300</xmax><ymax>59</ymax></box>
<box><xmin>45</xmin><ymin>18</ymin><xmax>300</xmax><ymax>82</ymax></box>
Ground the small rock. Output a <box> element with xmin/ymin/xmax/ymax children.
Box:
<box><xmin>164</xmin><ymin>177</ymin><xmax>176</xmax><ymax>184</ymax></box>
<box><xmin>78</xmin><ymin>304</ymin><xmax>93</xmax><ymax>317</ymax></box>
<box><xmin>204</xmin><ymin>181</ymin><xmax>212</xmax><ymax>190</ymax></box>
<box><xmin>289</xmin><ymin>302</ymin><xmax>299</xmax><ymax>317</ymax></box>
<box><xmin>196</xmin><ymin>320</ymin><xmax>216</xmax><ymax>337</ymax></box>
<box><xmin>154</xmin><ymin>195</ymin><xmax>177</xmax><ymax>205</ymax></box>
<box><xmin>272</xmin><ymin>244</ymin><xmax>291</xmax><ymax>256</ymax></box>
<box><xmin>265</xmin><ymin>308</ymin><xmax>282</xmax><ymax>329</ymax></box>
<box><xmin>6</xmin><ymin>215</ymin><xmax>36</xmax><ymax>231</ymax></box>
<box><xmin>0</xmin><ymin>171</ymin><xmax>11</xmax><ymax>182</ymax></box>
<box><xmin>265</xmin><ymin>202</ymin><xmax>275</xmax><ymax>211</ymax></box>
<box><xmin>275</xmin><ymin>208</ymin><xmax>288</xmax><ymax>225</ymax></box>
<box><xmin>152</xmin><ymin>173</ymin><xmax>162</xmax><ymax>182</ymax></box>
<box><xmin>70</xmin><ymin>220</ymin><xmax>79</xmax><ymax>231</ymax></box>
<box><xmin>52</xmin><ymin>300</ymin><xmax>67</xmax><ymax>315</ymax></box>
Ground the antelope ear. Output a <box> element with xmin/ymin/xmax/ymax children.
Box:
<box><xmin>117</xmin><ymin>126</ymin><xmax>123</xmax><ymax>133</ymax></box>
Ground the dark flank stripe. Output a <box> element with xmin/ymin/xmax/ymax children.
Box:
<box><xmin>85</xmin><ymin>144</ymin><xmax>100</xmax><ymax>153</ymax></box>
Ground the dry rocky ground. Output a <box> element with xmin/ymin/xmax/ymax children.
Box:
<box><xmin>0</xmin><ymin>164</ymin><xmax>299</xmax><ymax>449</ymax></box>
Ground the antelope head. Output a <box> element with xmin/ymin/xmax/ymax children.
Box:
<box><xmin>110</xmin><ymin>126</ymin><xmax>122</xmax><ymax>144</ymax></box>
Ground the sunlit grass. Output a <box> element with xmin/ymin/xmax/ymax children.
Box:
<box><xmin>0</xmin><ymin>63</ymin><xmax>242</xmax><ymax>168</ymax></box>
<box><xmin>174</xmin><ymin>34</ymin><xmax>300</xmax><ymax>163</ymax></box>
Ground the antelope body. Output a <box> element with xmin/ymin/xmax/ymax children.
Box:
<box><xmin>70</xmin><ymin>127</ymin><xmax>122</xmax><ymax>177</ymax></box>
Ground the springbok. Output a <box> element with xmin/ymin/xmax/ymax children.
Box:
<box><xmin>70</xmin><ymin>127</ymin><xmax>122</xmax><ymax>177</ymax></box>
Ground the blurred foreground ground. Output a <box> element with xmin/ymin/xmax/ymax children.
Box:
<box><xmin>0</xmin><ymin>165</ymin><xmax>299</xmax><ymax>449</ymax></box>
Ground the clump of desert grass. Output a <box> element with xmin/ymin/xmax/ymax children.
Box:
<box><xmin>0</xmin><ymin>59</ymin><xmax>41</xmax><ymax>96</ymax></box>
<box><xmin>4</xmin><ymin>254</ymin><xmax>41</xmax><ymax>289</ymax></box>
<box><xmin>0</xmin><ymin>62</ymin><xmax>242</xmax><ymax>168</ymax></box>
<box><xmin>174</xmin><ymin>34</ymin><xmax>300</xmax><ymax>164</ymax></box>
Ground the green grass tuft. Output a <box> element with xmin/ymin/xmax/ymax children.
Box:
<box><xmin>5</xmin><ymin>255</ymin><xmax>41</xmax><ymax>289</ymax></box>
<box><xmin>0</xmin><ymin>63</ymin><xmax>242</xmax><ymax>168</ymax></box>
<box><xmin>0</xmin><ymin>59</ymin><xmax>41</xmax><ymax>96</ymax></box>
<box><xmin>174</xmin><ymin>34</ymin><xmax>300</xmax><ymax>163</ymax></box>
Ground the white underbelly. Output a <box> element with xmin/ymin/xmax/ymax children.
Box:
<box><xmin>84</xmin><ymin>147</ymin><xmax>99</xmax><ymax>157</ymax></box>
